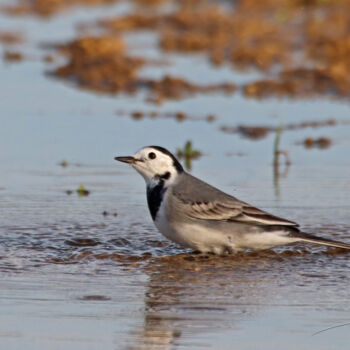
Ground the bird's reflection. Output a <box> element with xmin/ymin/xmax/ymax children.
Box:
<box><xmin>127</xmin><ymin>251</ymin><xmax>293</xmax><ymax>349</ymax></box>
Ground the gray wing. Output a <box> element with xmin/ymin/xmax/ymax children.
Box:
<box><xmin>184</xmin><ymin>200</ymin><xmax>298</xmax><ymax>226</ymax></box>
<box><xmin>172</xmin><ymin>173</ymin><xmax>298</xmax><ymax>227</ymax></box>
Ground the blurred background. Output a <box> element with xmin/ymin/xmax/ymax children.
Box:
<box><xmin>1</xmin><ymin>0</ymin><xmax>350</xmax><ymax>349</ymax></box>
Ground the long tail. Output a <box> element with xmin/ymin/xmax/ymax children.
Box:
<box><xmin>296</xmin><ymin>232</ymin><xmax>350</xmax><ymax>250</ymax></box>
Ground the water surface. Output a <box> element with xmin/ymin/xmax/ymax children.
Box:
<box><xmin>1</xmin><ymin>2</ymin><xmax>350</xmax><ymax>349</ymax></box>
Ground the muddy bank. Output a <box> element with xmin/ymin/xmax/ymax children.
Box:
<box><xmin>4</xmin><ymin>1</ymin><xmax>350</xmax><ymax>101</ymax></box>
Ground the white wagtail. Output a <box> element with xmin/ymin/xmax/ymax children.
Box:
<box><xmin>115</xmin><ymin>146</ymin><xmax>350</xmax><ymax>254</ymax></box>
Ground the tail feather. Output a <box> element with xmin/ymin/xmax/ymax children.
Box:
<box><xmin>295</xmin><ymin>232</ymin><xmax>350</xmax><ymax>250</ymax></box>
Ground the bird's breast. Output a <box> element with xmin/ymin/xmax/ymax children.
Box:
<box><xmin>151</xmin><ymin>190</ymin><xmax>184</xmax><ymax>243</ymax></box>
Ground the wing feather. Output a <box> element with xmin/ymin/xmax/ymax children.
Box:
<box><xmin>171</xmin><ymin>173</ymin><xmax>298</xmax><ymax>227</ymax></box>
<box><xmin>184</xmin><ymin>200</ymin><xmax>298</xmax><ymax>226</ymax></box>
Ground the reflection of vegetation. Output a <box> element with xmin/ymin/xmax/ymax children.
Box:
<box><xmin>176</xmin><ymin>141</ymin><xmax>201</xmax><ymax>171</ymax></box>
<box><xmin>273</xmin><ymin>124</ymin><xmax>290</xmax><ymax>198</ymax></box>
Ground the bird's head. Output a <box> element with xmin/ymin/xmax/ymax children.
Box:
<box><xmin>115</xmin><ymin>146</ymin><xmax>184</xmax><ymax>187</ymax></box>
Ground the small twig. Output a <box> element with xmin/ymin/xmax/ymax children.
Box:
<box><xmin>312</xmin><ymin>322</ymin><xmax>350</xmax><ymax>336</ymax></box>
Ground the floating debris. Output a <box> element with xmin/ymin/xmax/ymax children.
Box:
<box><xmin>65</xmin><ymin>190</ymin><xmax>73</xmax><ymax>195</ymax></box>
<box><xmin>302</xmin><ymin>137</ymin><xmax>332</xmax><ymax>149</ymax></box>
<box><xmin>207</xmin><ymin>114</ymin><xmax>216</xmax><ymax>122</ymax></box>
<box><xmin>3</xmin><ymin>51</ymin><xmax>23</xmax><ymax>62</ymax></box>
<box><xmin>221</xmin><ymin>125</ymin><xmax>273</xmax><ymax>139</ymax></box>
<box><xmin>43</xmin><ymin>54</ymin><xmax>55</xmax><ymax>63</ymax></box>
<box><xmin>116</xmin><ymin>110</ymin><xmax>216</xmax><ymax>122</ymax></box>
<box><xmin>237</xmin><ymin>126</ymin><xmax>270</xmax><ymax>140</ymax></box>
<box><xmin>221</xmin><ymin>119</ymin><xmax>342</xmax><ymax>138</ymax></box>
<box><xmin>102</xmin><ymin>211</ymin><xmax>118</xmax><ymax>217</ymax></box>
<box><xmin>131</xmin><ymin>111</ymin><xmax>144</xmax><ymax>120</ymax></box>
<box><xmin>285</xmin><ymin>119</ymin><xmax>338</xmax><ymax>130</ymax></box>
<box><xmin>59</xmin><ymin>160</ymin><xmax>68</xmax><ymax>167</ymax></box>
<box><xmin>65</xmin><ymin>238</ymin><xmax>100</xmax><ymax>247</ymax></box>
<box><xmin>76</xmin><ymin>185</ymin><xmax>90</xmax><ymax>196</ymax></box>
<box><xmin>79</xmin><ymin>295</ymin><xmax>111</xmax><ymax>301</ymax></box>
<box><xmin>0</xmin><ymin>31</ymin><xmax>24</xmax><ymax>45</ymax></box>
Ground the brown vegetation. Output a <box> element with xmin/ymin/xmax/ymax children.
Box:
<box><xmin>0</xmin><ymin>31</ymin><xmax>24</xmax><ymax>45</ymax></box>
<box><xmin>53</xmin><ymin>36</ymin><xmax>144</xmax><ymax>93</ymax></box>
<box><xmin>116</xmin><ymin>110</ymin><xmax>216</xmax><ymax>122</ymax></box>
<box><xmin>101</xmin><ymin>1</ymin><xmax>350</xmax><ymax>100</ymax></box>
<box><xmin>221</xmin><ymin>119</ymin><xmax>341</xmax><ymax>139</ymax></box>
<box><xmin>52</xmin><ymin>36</ymin><xmax>235</xmax><ymax>101</ymax></box>
<box><xmin>101</xmin><ymin>7</ymin><xmax>293</xmax><ymax>71</ymax></box>
<box><xmin>142</xmin><ymin>76</ymin><xmax>235</xmax><ymax>103</ymax></box>
<box><xmin>7</xmin><ymin>0</ymin><xmax>350</xmax><ymax>101</ymax></box>
<box><xmin>2</xmin><ymin>0</ymin><xmax>118</xmax><ymax>17</ymax></box>
<box><xmin>3</xmin><ymin>51</ymin><xmax>23</xmax><ymax>62</ymax></box>
<box><xmin>302</xmin><ymin>137</ymin><xmax>332</xmax><ymax>149</ymax></box>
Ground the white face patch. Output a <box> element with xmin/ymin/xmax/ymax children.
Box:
<box><xmin>131</xmin><ymin>147</ymin><xmax>180</xmax><ymax>186</ymax></box>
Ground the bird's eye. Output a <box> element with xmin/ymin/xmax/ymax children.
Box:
<box><xmin>148</xmin><ymin>152</ymin><xmax>156</xmax><ymax>159</ymax></box>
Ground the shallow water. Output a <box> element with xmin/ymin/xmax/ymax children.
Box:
<box><xmin>1</xmin><ymin>2</ymin><xmax>350</xmax><ymax>349</ymax></box>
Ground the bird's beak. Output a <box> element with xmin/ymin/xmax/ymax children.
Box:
<box><xmin>114</xmin><ymin>156</ymin><xmax>136</xmax><ymax>164</ymax></box>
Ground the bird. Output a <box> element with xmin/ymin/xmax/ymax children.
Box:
<box><xmin>115</xmin><ymin>146</ymin><xmax>350</xmax><ymax>254</ymax></box>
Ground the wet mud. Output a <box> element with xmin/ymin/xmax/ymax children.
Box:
<box><xmin>0</xmin><ymin>30</ymin><xmax>24</xmax><ymax>44</ymax></box>
<box><xmin>99</xmin><ymin>0</ymin><xmax>350</xmax><ymax>100</ymax></box>
<box><xmin>117</xmin><ymin>109</ymin><xmax>216</xmax><ymax>122</ymax></box>
<box><xmin>4</xmin><ymin>1</ymin><xmax>350</xmax><ymax>101</ymax></box>
<box><xmin>51</xmin><ymin>36</ymin><xmax>236</xmax><ymax>102</ymax></box>
<box><xmin>220</xmin><ymin>118</ymin><xmax>345</xmax><ymax>140</ymax></box>
<box><xmin>2</xmin><ymin>0</ymin><xmax>118</xmax><ymax>17</ymax></box>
